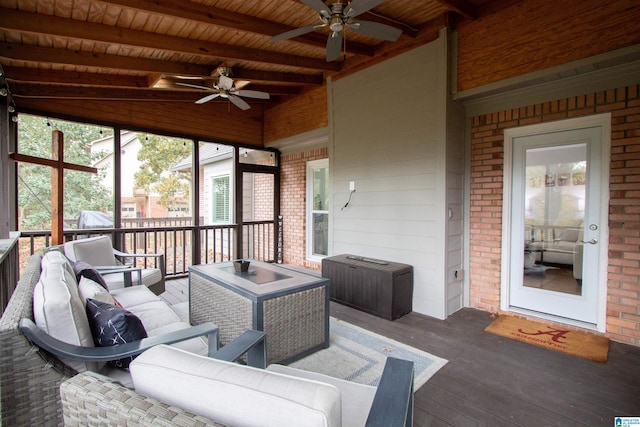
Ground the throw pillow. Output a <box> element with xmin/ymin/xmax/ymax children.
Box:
<box><xmin>73</xmin><ymin>261</ymin><xmax>108</xmax><ymax>289</ymax></box>
<box><xmin>78</xmin><ymin>276</ymin><xmax>116</xmax><ymax>307</ymax></box>
<box><xmin>85</xmin><ymin>298</ymin><xmax>148</xmax><ymax>369</ymax></box>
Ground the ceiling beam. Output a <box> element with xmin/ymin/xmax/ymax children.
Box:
<box><xmin>432</xmin><ymin>0</ymin><xmax>477</xmax><ymax>19</ymax></box>
<box><xmin>358</xmin><ymin>12</ymin><xmax>419</xmax><ymax>38</ymax></box>
<box><xmin>477</xmin><ymin>0</ymin><xmax>522</xmax><ymax>17</ymax></box>
<box><xmin>100</xmin><ymin>0</ymin><xmax>376</xmax><ymax>57</ymax></box>
<box><xmin>0</xmin><ymin>44</ymin><xmax>323</xmax><ymax>86</ymax></box>
<box><xmin>154</xmin><ymin>79</ymin><xmax>302</xmax><ymax>96</ymax></box>
<box><xmin>2</xmin><ymin>66</ymin><xmax>149</xmax><ymax>87</ymax></box>
<box><xmin>0</xmin><ymin>7</ymin><xmax>342</xmax><ymax>72</ymax></box>
<box><xmin>8</xmin><ymin>81</ymin><xmax>276</xmax><ymax>104</ymax></box>
<box><xmin>229</xmin><ymin>69</ymin><xmax>324</xmax><ymax>85</ymax></box>
<box><xmin>0</xmin><ymin>42</ymin><xmax>214</xmax><ymax>76</ymax></box>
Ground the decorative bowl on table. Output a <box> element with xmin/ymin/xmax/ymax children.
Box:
<box><xmin>233</xmin><ymin>259</ymin><xmax>250</xmax><ymax>272</ymax></box>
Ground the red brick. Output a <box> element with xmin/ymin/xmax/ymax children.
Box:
<box><xmin>470</xmin><ymin>84</ymin><xmax>640</xmax><ymax>346</ymax></box>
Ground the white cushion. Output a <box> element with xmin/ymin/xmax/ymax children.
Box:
<box><xmin>41</xmin><ymin>249</ymin><xmax>75</xmax><ymax>277</ymax></box>
<box><xmin>33</xmin><ymin>253</ymin><xmax>98</xmax><ymax>372</ymax></box>
<box><xmin>78</xmin><ymin>276</ymin><xmax>116</xmax><ymax>306</ymax></box>
<box><xmin>110</xmin><ymin>285</ymin><xmax>160</xmax><ymax>308</ymax></box>
<box><xmin>267</xmin><ymin>364</ymin><xmax>377</xmax><ymax>427</ymax></box>
<box><xmin>110</xmin><ymin>286</ymin><xmax>208</xmax><ymax>356</ymax></box>
<box><xmin>125</xmin><ymin>301</ymin><xmax>180</xmax><ymax>332</ymax></box>
<box><xmin>131</xmin><ymin>345</ymin><xmax>342</xmax><ymax>427</ymax></box>
<box><xmin>102</xmin><ymin>268</ymin><xmax>161</xmax><ymax>291</ymax></box>
<box><xmin>64</xmin><ymin>236</ymin><xmax>117</xmax><ymax>266</ymax></box>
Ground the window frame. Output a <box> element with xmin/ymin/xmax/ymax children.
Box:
<box><xmin>306</xmin><ymin>159</ymin><xmax>329</xmax><ymax>262</ymax></box>
<box><xmin>211</xmin><ymin>174</ymin><xmax>231</xmax><ymax>224</ymax></box>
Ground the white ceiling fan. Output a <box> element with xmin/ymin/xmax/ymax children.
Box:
<box><xmin>271</xmin><ymin>0</ymin><xmax>402</xmax><ymax>62</ymax></box>
<box><xmin>176</xmin><ymin>67</ymin><xmax>270</xmax><ymax>110</ymax></box>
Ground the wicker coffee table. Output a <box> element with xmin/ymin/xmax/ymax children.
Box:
<box><xmin>189</xmin><ymin>261</ymin><xmax>330</xmax><ymax>364</ymax></box>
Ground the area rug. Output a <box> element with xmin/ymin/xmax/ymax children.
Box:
<box><xmin>287</xmin><ymin>317</ymin><xmax>448</xmax><ymax>391</ymax></box>
<box><xmin>485</xmin><ymin>315</ymin><xmax>610</xmax><ymax>363</ymax></box>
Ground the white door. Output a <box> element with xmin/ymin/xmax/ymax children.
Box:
<box><xmin>505</xmin><ymin>119</ymin><xmax>608</xmax><ymax>325</ymax></box>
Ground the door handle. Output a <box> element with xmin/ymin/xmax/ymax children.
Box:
<box><xmin>580</xmin><ymin>238</ymin><xmax>598</xmax><ymax>245</ymax></box>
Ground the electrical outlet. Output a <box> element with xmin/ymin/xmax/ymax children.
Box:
<box><xmin>349</xmin><ymin>181</ymin><xmax>355</xmax><ymax>191</ymax></box>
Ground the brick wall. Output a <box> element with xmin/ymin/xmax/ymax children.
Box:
<box><xmin>470</xmin><ymin>84</ymin><xmax>640</xmax><ymax>345</ymax></box>
<box><xmin>280</xmin><ymin>147</ymin><xmax>328</xmax><ymax>270</ymax></box>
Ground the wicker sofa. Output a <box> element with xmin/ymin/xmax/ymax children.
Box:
<box><xmin>0</xmin><ymin>252</ymin><xmax>224</xmax><ymax>425</ymax></box>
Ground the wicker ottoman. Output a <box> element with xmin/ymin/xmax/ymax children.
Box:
<box><xmin>189</xmin><ymin>261</ymin><xmax>329</xmax><ymax>364</ymax></box>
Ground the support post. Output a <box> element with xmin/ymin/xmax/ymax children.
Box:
<box><xmin>51</xmin><ymin>130</ymin><xmax>64</xmax><ymax>245</ymax></box>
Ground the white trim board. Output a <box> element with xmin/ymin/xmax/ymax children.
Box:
<box><xmin>265</xmin><ymin>127</ymin><xmax>329</xmax><ymax>156</ymax></box>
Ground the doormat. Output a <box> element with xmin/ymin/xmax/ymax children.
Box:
<box><xmin>485</xmin><ymin>315</ymin><xmax>610</xmax><ymax>363</ymax></box>
<box><xmin>287</xmin><ymin>317</ymin><xmax>448</xmax><ymax>391</ymax></box>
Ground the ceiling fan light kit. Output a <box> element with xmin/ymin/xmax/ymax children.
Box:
<box><xmin>271</xmin><ymin>0</ymin><xmax>402</xmax><ymax>62</ymax></box>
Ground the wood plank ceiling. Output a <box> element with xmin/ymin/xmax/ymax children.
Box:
<box><xmin>0</xmin><ymin>0</ymin><xmax>503</xmax><ymax>113</ymax></box>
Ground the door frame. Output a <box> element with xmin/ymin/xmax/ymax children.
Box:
<box><xmin>501</xmin><ymin>114</ymin><xmax>611</xmax><ymax>332</ymax></box>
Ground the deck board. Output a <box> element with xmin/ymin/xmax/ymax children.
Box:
<box><xmin>162</xmin><ymin>277</ymin><xmax>640</xmax><ymax>426</ymax></box>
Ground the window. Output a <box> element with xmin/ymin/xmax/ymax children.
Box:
<box><xmin>306</xmin><ymin>159</ymin><xmax>329</xmax><ymax>260</ymax></box>
<box><xmin>121</xmin><ymin>203</ymin><xmax>136</xmax><ymax>218</ymax></box>
<box><xmin>212</xmin><ymin>175</ymin><xmax>230</xmax><ymax>223</ymax></box>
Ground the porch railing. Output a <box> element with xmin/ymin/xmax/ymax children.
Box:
<box><xmin>16</xmin><ymin>220</ymin><xmax>278</xmax><ymax>278</ymax></box>
<box><xmin>0</xmin><ymin>232</ymin><xmax>20</xmax><ymax>313</ymax></box>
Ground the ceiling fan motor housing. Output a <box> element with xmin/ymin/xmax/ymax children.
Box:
<box><xmin>329</xmin><ymin>3</ymin><xmax>346</xmax><ymax>32</ymax></box>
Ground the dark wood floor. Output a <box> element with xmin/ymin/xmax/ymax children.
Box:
<box><xmin>163</xmin><ymin>277</ymin><xmax>640</xmax><ymax>427</ymax></box>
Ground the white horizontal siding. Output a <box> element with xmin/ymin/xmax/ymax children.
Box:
<box><xmin>328</xmin><ymin>37</ymin><xmax>450</xmax><ymax>318</ymax></box>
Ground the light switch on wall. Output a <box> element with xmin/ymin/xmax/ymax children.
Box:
<box><xmin>349</xmin><ymin>181</ymin><xmax>355</xmax><ymax>191</ymax></box>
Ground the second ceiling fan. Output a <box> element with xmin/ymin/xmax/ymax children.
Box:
<box><xmin>271</xmin><ymin>0</ymin><xmax>403</xmax><ymax>62</ymax></box>
<box><xmin>176</xmin><ymin>67</ymin><xmax>270</xmax><ymax>111</ymax></box>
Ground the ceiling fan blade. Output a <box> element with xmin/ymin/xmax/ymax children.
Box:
<box><xmin>348</xmin><ymin>20</ymin><xmax>402</xmax><ymax>41</ymax></box>
<box><xmin>344</xmin><ymin>0</ymin><xmax>385</xmax><ymax>18</ymax></box>
<box><xmin>326</xmin><ymin>31</ymin><xmax>342</xmax><ymax>62</ymax></box>
<box><xmin>228</xmin><ymin>94</ymin><xmax>251</xmax><ymax>110</ymax></box>
<box><xmin>271</xmin><ymin>24</ymin><xmax>325</xmax><ymax>42</ymax></box>
<box><xmin>176</xmin><ymin>82</ymin><xmax>213</xmax><ymax>91</ymax></box>
<box><xmin>301</xmin><ymin>0</ymin><xmax>331</xmax><ymax>16</ymax></box>
<box><xmin>235</xmin><ymin>90</ymin><xmax>270</xmax><ymax>100</ymax></box>
<box><xmin>195</xmin><ymin>93</ymin><xmax>222</xmax><ymax>104</ymax></box>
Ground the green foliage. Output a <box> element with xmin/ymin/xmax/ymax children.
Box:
<box><xmin>17</xmin><ymin>115</ymin><xmax>113</xmax><ymax>230</ymax></box>
<box><xmin>134</xmin><ymin>134</ymin><xmax>192</xmax><ymax>210</ymax></box>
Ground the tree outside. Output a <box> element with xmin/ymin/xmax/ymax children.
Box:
<box><xmin>133</xmin><ymin>133</ymin><xmax>192</xmax><ymax>214</ymax></box>
<box><xmin>17</xmin><ymin>115</ymin><xmax>113</xmax><ymax>230</ymax></box>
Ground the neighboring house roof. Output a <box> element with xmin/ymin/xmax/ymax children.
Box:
<box><xmin>172</xmin><ymin>143</ymin><xmax>233</xmax><ymax>172</ymax></box>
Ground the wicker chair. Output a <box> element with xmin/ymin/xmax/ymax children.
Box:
<box><xmin>64</xmin><ymin>235</ymin><xmax>166</xmax><ymax>295</ymax></box>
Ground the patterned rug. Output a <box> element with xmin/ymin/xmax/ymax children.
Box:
<box><xmin>287</xmin><ymin>317</ymin><xmax>448</xmax><ymax>390</ymax></box>
<box><xmin>170</xmin><ymin>303</ymin><xmax>448</xmax><ymax>388</ymax></box>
